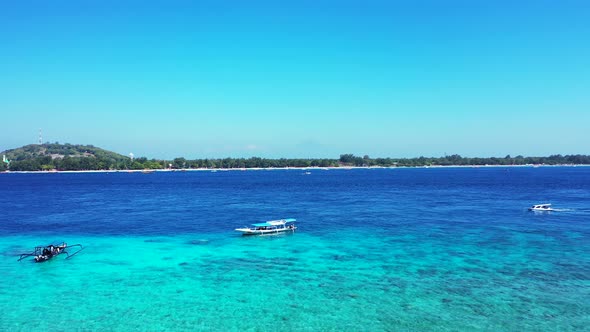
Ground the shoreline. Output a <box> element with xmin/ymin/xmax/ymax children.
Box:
<box><xmin>2</xmin><ymin>164</ymin><xmax>589</xmax><ymax>174</ymax></box>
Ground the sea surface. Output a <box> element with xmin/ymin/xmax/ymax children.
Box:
<box><xmin>1</xmin><ymin>167</ymin><xmax>589</xmax><ymax>331</ymax></box>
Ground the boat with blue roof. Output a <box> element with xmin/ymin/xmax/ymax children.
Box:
<box><xmin>235</xmin><ymin>218</ymin><xmax>297</xmax><ymax>235</ymax></box>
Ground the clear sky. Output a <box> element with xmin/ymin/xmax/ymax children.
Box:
<box><xmin>1</xmin><ymin>1</ymin><xmax>589</xmax><ymax>159</ymax></box>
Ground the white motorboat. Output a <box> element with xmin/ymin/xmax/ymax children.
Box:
<box><xmin>528</xmin><ymin>204</ymin><xmax>554</xmax><ymax>212</ymax></box>
<box><xmin>235</xmin><ymin>218</ymin><xmax>297</xmax><ymax>235</ymax></box>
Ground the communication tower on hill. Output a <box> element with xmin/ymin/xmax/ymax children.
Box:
<box><xmin>38</xmin><ymin>128</ymin><xmax>43</xmax><ymax>145</ymax></box>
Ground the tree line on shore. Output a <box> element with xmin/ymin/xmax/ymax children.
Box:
<box><xmin>3</xmin><ymin>151</ymin><xmax>590</xmax><ymax>172</ymax></box>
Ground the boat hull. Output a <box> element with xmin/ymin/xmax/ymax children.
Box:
<box><xmin>34</xmin><ymin>255</ymin><xmax>52</xmax><ymax>262</ymax></box>
<box><xmin>235</xmin><ymin>227</ymin><xmax>297</xmax><ymax>235</ymax></box>
<box><xmin>529</xmin><ymin>208</ymin><xmax>554</xmax><ymax>212</ymax></box>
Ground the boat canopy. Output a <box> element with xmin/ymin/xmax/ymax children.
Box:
<box><xmin>251</xmin><ymin>218</ymin><xmax>296</xmax><ymax>227</ymax></box>
<box><xmin>252</xmin><ymin>222</ymin><xmax>273</xmax><ymax>227</ymax></box>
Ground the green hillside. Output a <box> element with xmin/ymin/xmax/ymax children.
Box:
<box><xmin>1</xmin><ymin>143</ymin><xmax>132</xmax><ymax>171</ymax></box>
<box><xmin>3</xmin><ymin>143</ymin><xmax>127</xmax><ymax>161</ymax></box>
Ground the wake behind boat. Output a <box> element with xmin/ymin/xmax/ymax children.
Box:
<box><xmin>528</xmin><ymin>204</ymin><xmax>554</xmax><ymax>212</ymax></box>
<box><xmin>235</xmin><ymin>218</ymin><xmax>297</xmax><ymax>235</ymax></box>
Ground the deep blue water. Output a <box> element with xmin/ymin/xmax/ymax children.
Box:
<box><xmin>1</xmin><ymin>167</ymin><xmax>589</xmax><ymax>331</ymax></box>
<box><xmin>2</xmin><ymin>167</ymin><xmax>589</xmax><ymax>237</ymax></box>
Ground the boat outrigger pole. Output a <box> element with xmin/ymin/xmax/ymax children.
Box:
<box><xmin>64</xmin><ymin>244</ymin><xmax>84</xmax><ymax>260</ymax></box>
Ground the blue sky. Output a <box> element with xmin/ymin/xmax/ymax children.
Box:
<box><xmin>1</xmin><ymin>1</ymin><xmax>589</xmax><ymax>159</ymax></box>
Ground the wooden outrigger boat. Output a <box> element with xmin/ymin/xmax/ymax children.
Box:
<box><xmin>17</xmin><ymin>242</ymin><xmax>84</xmax><ymax>263</ymax></box>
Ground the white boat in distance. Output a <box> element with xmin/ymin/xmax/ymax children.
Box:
<box><xmin>235</xmin><ymin>218</ymin><xmax>297</xmax><ymax>235</ymax></box>
<box><xmin>529</xmin><ymin>204</ymin><xmax>554</xmax><ymax>212</ymax></box>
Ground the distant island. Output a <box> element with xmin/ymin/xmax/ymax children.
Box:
<box><xmin>1</xmin><ymin>143</ymin><xmax>589</xmax><ymax>172</ymax></box>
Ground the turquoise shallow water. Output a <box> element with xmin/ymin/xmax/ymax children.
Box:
<box><xmin>1</xmin><ymin>168</ymin><xmax>589</xmax><ymax>331</ymax></box>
